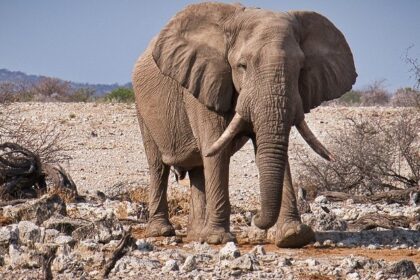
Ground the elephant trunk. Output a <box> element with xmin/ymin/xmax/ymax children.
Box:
<box><xmin>245</xmin><ymin>75</ymin><xmax>292</xmax><ymax>229</ymax></box>
<box><xmin>252</xmin><ymin>111</ymin><xmax>290</xmax><ymax>229</ymax></box>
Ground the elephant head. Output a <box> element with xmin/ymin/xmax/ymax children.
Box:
<box><xmin>152</xmin><ymin>3</ymin><xmax>356</xmax><ymax>229</ymax></box>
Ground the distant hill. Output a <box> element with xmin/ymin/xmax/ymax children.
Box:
<box><xmin>0</xmin><ymin>68</ymin><xmax>131</xmax><ymax>96</ymax></box>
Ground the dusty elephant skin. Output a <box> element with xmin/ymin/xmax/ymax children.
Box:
<box><xmin>132</xmin><ymin>2</ymin><xmax>356</xmax><ymax>246</ymax></box>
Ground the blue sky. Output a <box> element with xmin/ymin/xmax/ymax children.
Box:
<box><xmin>1</xmin><ymin>0</ymin><xmax>419</xmax><ymax>91</ymax></box>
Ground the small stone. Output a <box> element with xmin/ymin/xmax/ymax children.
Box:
<box><xmin>230</xmin><ymin>270</ymin><xmax>242</xmax><ymax>276</ymax></box>
<box><xmin>102</xmin><ymin>240</ymin><xmax>119</xmax><ymax>252</ymax></box>
<box><xmin>43</xmin><ymin>229</ymin><xmax>60</xmax><ymax>243</ymax></box>
<box><xmin>367</xmin><ymin>244</ymin><xmax>378</xmax><ymax>250</ymax></box>
<box><xmin>42</xmin><ymin>215</ymin><xmax>89</xmax><ymax>234</ymax></box>
<box><xmin>0</xmin><ymin>224</ymin><xmax>19</xmax><ymax>254</ymax></box>
<box><xmin>0</xmin><ymin>224</ymin><xmax>18</xmax><ymax>243</ymax></box>
<box><xmin>219</xmin><ymin>242</ymin><xmax>240</xmax><ymax>260</ymax></box>
<box><xmin>303</xmin><ymin>205</ymin><xmax>347</xmax><ymax>231</ymax></box>
<box><xmin>192</xmin><ymin>242</ymin><xmax>213</xmax><ymax>254</ymax></box>
<box><xmin>136</xmin><ymin>239</ymin><xmax>154</xmax><ymax>251</ymax></box>
<box><xmin>244</xmin><ymin>212</ymin><xmax>253</xmax><ymax>225</ymax></box>
<box><xmin>162</xmin><ymin>236</ymin><xmax>182</xmax><ymax>245</ymax></box>
<box><xmin>313</xmin><ymin>241</ymin><xmax>322</xmax><ymax>248</ymax></box>
<box><xmin>222</xmin><ymin>254</ymin><xmax>256</xmax><ymax>271</ymax></box>
<box><xmin>409</xmin><ymin>191</ymin><xmax>419</xmax><ymax>206</ymax></box>
<box><xmin>346</xmin><ymin>199</ymin><xmax>354</xmax><ymax>205</ymax></box>
<box><xmin>247</xmin><ymin>224</ymin><xmax>267</xmax><ymax>243</ymax></box>
<box><xmin>410</xmin><ymin>222</ymin><xmax>420</xmax><ymax>231</ymax></box>
<box><xmin>386</xmin><ymin>259</ymin><xmax>417</xmax><ymax>278</ymax></box>
<box><xmin>6</xmin><ymin>244</ymin><xmax>23</xmax><ymax>268</ymax></box>
<box><xmin>112</xmin><ymin>255</ymin><xmax>160</xmax><ymax>274</ymax></box>
<box><xmin>51</xmin><ymin>245</ymin><xmax>75</xmax><ymax>273</ymax></box>
<box><xmin>314</xmin><ymin>195</ymin><xmax>328</xmax><ymax>204</ymax></box>
<box><xmin>5</xmin><ymin>244</ymin><xmax>43</xmax><ymax>269</ymax></box>
<box><xmin>278</xmin><ymin>257</ymin><xmax>293</xmax><ymax>267</ymax></box>
<box><xmin>162</xmin><ymin>259</ymin><xmax>179</xmax><ymax>273</ymax></box>
<box><xmin>375</xmin><ymin>270</ymin><xmax>384</xmax><ymax>280</ymax></box>
<box><xmin>18</xmin><ymin>221</ymin><xmax>41</xmax><ymax>245</ymax></box>
<box><xmin>323</xmin><ymin>239</ymin><xmax>335</xmax><ymax>247</ymax></box>
<box><xmin>54</xmin><ymin>235</ymin><xmax>75</xmax><ymax>247</ymax></box>
<box><xmin>77</xmin><ymin>239</ymin><xmax>100</xmax><ymax>252</ymax></box>
<box><xmin>346</xmin><ymin>272</ymin><xmax>360</xmax><ymax>280</ymax></box>
<box><xmin>181</xmin><ymin>255</ymin><xmax>196</xmax><ymax>272</ymax></box>
<box><xmin>250</xmin><ymin>245</ymin><xmax>266</xmax><ymax>256</ymax></box>
<box><xmin>306</xmin><ymin>259</ymin><xmax>319</xmax><ymax>267</ymax></box>
<box><xmin>3</xmin><ymin>194</ymin><xmax>66</xmax><ymax>225</ymax></box>
<box><xmin>72</xmin><ymin>217</ymin><xmax>123</xmax><ymax>243</ymax></box>
<box><xmin>343</xmin><ymin>257</ymin><xmax>364</xmax><ymax>270</ymax></box>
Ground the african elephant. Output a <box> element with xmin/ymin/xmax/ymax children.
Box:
<box><xmin>132</xmin><ymin>2</ymin><xmax>356</xmax><ymax>247</ymax></box>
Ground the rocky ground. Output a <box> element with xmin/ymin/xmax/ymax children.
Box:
<box><xmin>0</xmin><ymin>103</ymin><xmax>419</xmax><ymax>279</ymax></box>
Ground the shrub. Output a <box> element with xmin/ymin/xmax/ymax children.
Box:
<box><xmin>391</xmin><ymin>88</ymin><xmax>420</xmax><ymax>107</ymax></box>
<box><xmin>404</xmin><ymin>46</ymin><xmax>420</xmax><ymax>91</ymax></box>
<box><xmin>104</xmin><ymin>87</ymin><xmax>135</xmax><ymax>103</ymax></box>
<box><xmin>295</xmin><ymin>111</ymin><xmax>420</xmax><ymax>195</ymax></box>
<box><xmin>65</xmin><ymin>88</ymin><xmax>95</xmax><ymax>102</ymax></box>
<box><xmin>0</xmin><ymin>104</ymin><xmax>75</xmax><ymax>200</ymax></box>
<box><xmin>0</xmin><ymin>81</ymin><xmax>35</xmax><ymax>102</ymax></box>
<box><xmin>0</xmin><ymin>104</ymin><xmax>69</xmax><ymax>164</ymax></box>
<box><xmin>32</xmin><ymin>77</ymin><xmax>72</xmax><ymax>101</ymax></box>
<box><xmin>360</xmin><ymin>80</ymin><xmax>390</xmax><ymax>106</ymax></box>
<box><xmin>336</xmin><ymin>90</ymin><xmax>362</xmax><ymax>106</ymax></box>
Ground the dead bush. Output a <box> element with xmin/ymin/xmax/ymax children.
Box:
<box><xmin>32</xmin><ymin>77</ymin><xmax>72</xmax><ymax>101</ymax></box>
<box><xmin>0</xmin><ymin>105</ymin><xmax>69</xmax><ymax>164</ymax></box>
<box><xmin>295</xmin><ymin>111</ymin><xmax>420</xmax><ymax>195</ymax></box>
<box><xmin>404</xmin><ymin>46</ymin><xmax>420</xmax><ymax>91</ymax></box>
<box><xmin>0</xmin><ymin>79</ymin><xmax>97</xmax><ymax>103</ymax></box>
<box><xmin>0</xmin><ymin>81</ymin><xmax>35</xmax><ymax>102</ymax></box>
<box><xmin>360</xmin><ymin>80</ymin><xmax>390</xmax><ymax>106</ymax></box>
<box><xmin>0</xmin><ymin>104</ymin><xmax>74</xmax><ymax>200</ymax></box>
<box><xmin>391</xmin><ymin>88</ymin><xmax>420</xmax><ymax>107</ymax></box>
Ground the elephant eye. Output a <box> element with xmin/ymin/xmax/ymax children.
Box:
<box><xmin>236</xmin><ymin>59</ymin><xmax>246</xmax><ymax>70</ymax></box>
<box><xmin>237</xmin><ymin>61</ymin><xmax>247</xmax><ymax>71</ymax></box>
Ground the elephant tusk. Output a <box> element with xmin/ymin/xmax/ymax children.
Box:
<box><xmin>296</xmin><ymin>119</ymin><xmax>334</xmax><ymax>161</ymax></box>
<box><xmin>204</xmin><ymin>113</ymin><xmax>246</xmax><ymax>157</ymax></box>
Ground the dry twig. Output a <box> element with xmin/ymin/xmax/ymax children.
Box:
<box><xmin>102</xmin><ymin>230</ymin><xmax>134</xmax><ymax>278</ymax></box>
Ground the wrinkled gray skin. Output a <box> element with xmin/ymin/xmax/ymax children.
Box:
<box><xmin>132</xmin><ymin>3</ymin><xmax>356</xmax><ymax>247</ymax></box>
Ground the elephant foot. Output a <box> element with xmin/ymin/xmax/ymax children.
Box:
<box><xmin>145</xmin><ymin>219</ymin><xmax>175</xmax><ymax>237</ymax></box>
<box><xmin>185</xmin><ymin>229</ymin><xmax>201</xmax><ymax>242</ymax></box>
<box><xmin>185</xmin><ymin>221</ymin><xmax>204</xmax><ymax>242</ymax></box>
<box><xmin>275</xmin><ymin>221</ymin><xmax>315</xmax><ymax>248</ymax></box>
<box><xmin>199</xmin><ymin>226</ymin><xmax>236</xmax><ymax>244</ymax></box>
<box><xmin>185</xmin><ymin>205</ymin><xmax>205</xmax><ymax>242</ymax></box>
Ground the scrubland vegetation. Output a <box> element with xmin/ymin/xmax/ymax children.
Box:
<box><xmin>0</xmin><ymin>77</ymin><xmax>134</xmax><ymax>103</ymax></box>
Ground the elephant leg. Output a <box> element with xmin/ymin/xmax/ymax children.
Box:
<box><xmin>139</xmin><ymin>119</ymin><xmax>175</xmax><ymax>237</ymax></box>
<box><xmin>275</xmin><ymin>160</ymin><xmax>315</xmax><ymax>248</ymax></box>
<box><xmin>185</xmin><ymin>167</ymin><xmax>206</xmax><ymax>241</ymax></box>
<box><xmin>199</xmin><ymin>154</ymin><xmax>235</xmax><ymax>244</ymax></box>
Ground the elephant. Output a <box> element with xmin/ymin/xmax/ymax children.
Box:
<box><xmin>132</xmin><ymin>2</ymin><xmax>356</xmax><ymax>247</ymax></box>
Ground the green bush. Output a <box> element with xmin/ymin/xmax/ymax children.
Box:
<box><xmin>105</xmin><ymin>87</ymin><xmax>135</xmax><ymax>103</ymax></box>
<box><xmin>338</xmin><ymin>90</ymin><xmax>362</xmax><ymax>105</ymax></box>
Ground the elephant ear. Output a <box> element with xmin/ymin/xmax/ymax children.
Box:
<box><xmin>290</xmin><ymin>11</ymin><xmax>357</xmax><ymax>113</ymax></box>
<box><xmin>152</xmin><ymin>3</ymin><xmax>238</xmax><ymax>113</ymax></box>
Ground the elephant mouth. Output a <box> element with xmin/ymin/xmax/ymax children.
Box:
<box><xmin>205</xmin><ymin>112</ymin><xmax>333</xmax><ymax>162</ymax></box>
